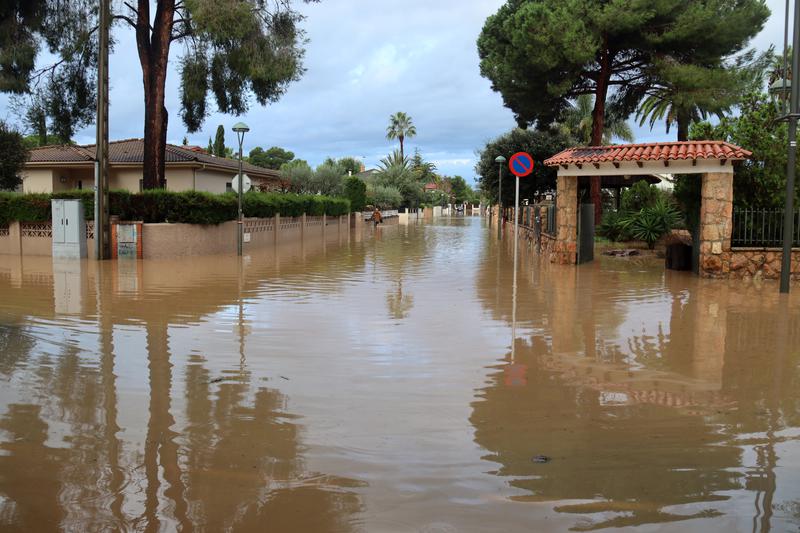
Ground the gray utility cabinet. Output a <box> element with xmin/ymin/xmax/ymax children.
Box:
<box><xmin>52</xmin><ymin>199</ymin><xmax>88</xmax><ymax>259</ymax></box>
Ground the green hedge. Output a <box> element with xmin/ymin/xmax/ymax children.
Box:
<box><xmin>0</xmin><ymin>190</ymin><xmax>350</xmax><ymax>226</ymax></box>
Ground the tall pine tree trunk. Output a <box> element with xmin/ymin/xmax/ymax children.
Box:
<box><xmin>676</xmin><ymin>109</ymin><xmax>690</xmax><ymax>142</ymax></box>
<box><xmin>589</xmin><ymin>39</ymin><xmax>612</xmax><ymax>225</ymax></box>
<box><xmin>136</xmin><ymin>0</ymin><xmax>175</xmax><ymax>190</ymax></box>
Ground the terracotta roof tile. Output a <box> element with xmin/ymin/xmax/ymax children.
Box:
<box><xmin>27</xmin><ymin>138</ymin><xmax>281</xmax><ymax>180</ymax></box>
<box><xmin>544</xmin><ymin>141</ymin><xmax>751</xmax><ymax>167</ymax></box>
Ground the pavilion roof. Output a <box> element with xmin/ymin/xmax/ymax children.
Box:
<box><xmin>544</xmin><ymin>141</ymin><xmax>751</xmax><ymax>168</ymax></box>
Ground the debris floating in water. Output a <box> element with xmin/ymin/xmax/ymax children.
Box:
<box><xmin>532</xmin><ymin>455</ymin><xmax>551</xmax><ymax>463</ymax></box>
<box><xmin>602</xmin><ymin>249</ymin><xmax>640</xmax><ymax>257</ymax></box>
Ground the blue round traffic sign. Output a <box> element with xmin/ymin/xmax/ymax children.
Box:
<box><xmin>509</xmin><ymin>152</ymin><xmax>534</xmax><ymax>177</ymax></box>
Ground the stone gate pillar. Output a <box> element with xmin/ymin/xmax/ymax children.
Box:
<box><xmin>553</xmin><ymin>175</ymin><xmax>578</xmax><ymax>264</ymax></box>
<box><xmin>699</xmin><ymin>172</ymin><xmax>733</xmax><ymax>277</ymax></box>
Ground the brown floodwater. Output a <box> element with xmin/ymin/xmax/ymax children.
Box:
<box><xmin>1</xmin><ymin>217</ymin><xmax>799</xmax><ymax>532</ymax></box>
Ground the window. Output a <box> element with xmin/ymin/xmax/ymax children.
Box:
<box><xmin>139</xmin><ymin>179</ymin><xmax>143</xmax><ymax>192</ymax></box>
<box><xmin>226</xmin><ymin>182</ymin><xmax>233</xmax><ymax>192</ymax></box>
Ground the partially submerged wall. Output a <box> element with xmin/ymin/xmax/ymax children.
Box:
<box><xmin>0</xmin><ymin>214</ymin><xmax>353</xmax><ymax>259</ymax></box>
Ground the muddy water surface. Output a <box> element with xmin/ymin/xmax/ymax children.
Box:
<box><xmin>1</xmin><ymin>217</ymin><xmax>799</xmax><ymax>532</ymax></box>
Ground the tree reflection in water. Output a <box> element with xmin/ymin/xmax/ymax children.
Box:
<box><xmin>472</xmin><ymin>239</ymin><xmax>800</xmax><ymax>531</ymax></box>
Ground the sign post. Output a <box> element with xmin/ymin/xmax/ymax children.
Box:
<box><xmin>507</xmin><ymin>152</ymin><xmax>534</xmax><ymax>362</ymax></box>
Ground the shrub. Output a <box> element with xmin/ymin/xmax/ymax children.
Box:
<box><xmin>367</xmin><ymin>184</ymin><xmax>403</xmax><ymax>209</ymax></box>
<box><xmin>621</xmin><ymin>198</ymin><xmax>683</xmax><ymax>249</ymax></box>
<box><xmin>597</xmin><ymin>210</ymin><xmax>632</xmax><ymax>242</ymax></box>
<box><xmin>620</xmin><ymin>180</ymin><xmax>663</xmax><ymax>212</ymax></box>
<box><xmin>343</xmin><ymin>176</ymin><xmax>367</xmax><ymax>212</ymax></box>
<box><xmin>0</xmin><ymin>192</ymin><xmax>51</xmax><ymax>226</ymax></box>
<box><xmin>0</xmin><ymin>189</ymin><xmax>350</xmax><ymax>226</ymax></box>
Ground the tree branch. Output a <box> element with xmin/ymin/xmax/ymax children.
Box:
<box><xmin>113</xmin><ymin>14</ymin><xmax>137</xmax><ymax>29</ymax></box>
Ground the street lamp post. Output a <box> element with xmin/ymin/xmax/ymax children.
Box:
<box><xmin>780</xmin><ymin>1</ymin><xmax>800</xmax><ymax>293</ymax></box>
<box><xmin>495</xmin><ymin>155</ymin><xmax>506</xmax><ymax>232</ymax></box>
<box><xmin>232</xmin><ymin>122</ymin><xmax>250</xmax><ymax>257</ymax></box>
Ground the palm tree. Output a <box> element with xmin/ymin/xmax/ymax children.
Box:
<box><xmin>637</xmin><ymin>54</ymin><xmax>769</xmax><ymax>141</ymax></box>
<box><xmin>378</xmin><ymin>149</ymin><xmax>410</xmax><ymax>170</ymax></box>
<box><xmin>386</xmin><ymin>112</ymin><xmax>417</xmax><ymax>159</ymax></box>
<box><xmin>556</xmin><ymin>95</ymin><xmax>634</xmax><ymax>145</ymax></box>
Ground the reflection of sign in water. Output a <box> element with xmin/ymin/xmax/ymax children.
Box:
<box><xmin>504</xmin><ymin>363</ymin><xmax>527</xmax><ymax>387</ymax></box>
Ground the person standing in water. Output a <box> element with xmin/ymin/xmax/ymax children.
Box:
<box><xmin>371</xmin><ymin>207</ymin><xmax>383</xmax><ymax>227</ymax></box>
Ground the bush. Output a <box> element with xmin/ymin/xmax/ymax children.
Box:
<box><xmin>343</xmin><ymin>176</ymin><xmax>367</xmax><ymax>212</ymax></box>
<box><xmin>597</xmin><ymin>210</ymin><xmax>632</xmax><ymax>242</ymax></box>
<box><xmin>621</xmin><ymin>180</ymin><xmax>664</xmax><ymax>212</ymax></box>
<box><xmin>0</xmin><ymin>192</ymin><xmax>51</xmax><ymax>226</ymax></box>
<box><xmin>621</xmin><ymin>198</ymin><xmax>683</xmax><ymax>249</ymax></box>
<box><xmin>367</xmin><ymin>184</ymin><xmax>403</xmax><ymax>209</ymax></box>
<box><xmin>0</xmin><ymin>189</ymin><xmax>350</xmax><ymax>226</ymax></box>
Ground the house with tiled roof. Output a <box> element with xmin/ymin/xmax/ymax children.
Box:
<box><xmin>22</xmin><ymin>139</ymin><xmax>283</xmax><ymax>194</ymax></box>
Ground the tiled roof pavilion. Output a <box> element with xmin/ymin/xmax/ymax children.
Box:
<box><xmin>544</xmin><ymin>141</ymin><xmax>751</xmax><ymax>173</ymax></box>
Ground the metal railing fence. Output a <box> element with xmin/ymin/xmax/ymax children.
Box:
<box><xmin>732</xmin><ymin>208</ymin><xmax>800</xmax><ymax>247</ymax></box>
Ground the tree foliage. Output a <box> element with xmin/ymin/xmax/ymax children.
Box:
<box><xmin>279</xmin><ymin>159</ymin><xmax>314</xmax><ymax>193</ymax></box>
<box><xmin>475</xmin><ymin>128</ymin><xmax>572</xmax><ymax>205</ymax></box>
<box><xmin>367</xmin><ymin>184</ymin><xmax>403</xmax><ymax>209</ymax></box>
<box><xmin>213</xmin><ymin>125</ymin><xmax>226</xmax><ymax>158</ymax></box>
<box><xmin>554</xmin><ymin>95</ymin><xmax>633</xmax><ymax>145</ymax></box>
<box><xmin>688</xmin><ymin>93</ymin><xmax>797</xmax><ymax>210</ymax></box>
<box><xmin>343</xmin><ymin>176</ymin><xmax>367</xmax><ymax>212</ymax></box>
<box><xmin>2</xmin><ymin>1</ymin><xmax>97</xmax><ymax>143</ymax></box>
<box><xmin>2</xmin><ymin>0</ymin><xmax>313</xmax><ymax>189</ymax></box>
<box><xmin>372</xmin><ymin>157</ymin><xmax>423</xmax><ymax>208</ymax></box>
<box><xmin>313</xmin><ymin>161</ymin><xmax>346</xmax><ymax>196</ymax></box>
<box><xmin>386</xmin><ymin>112</ymin><xmax>417</xmax><ymax>159</ymax></box>
<box><xmin>636</xmin><ymin>52</ymin><xmax>770</xmax><ymax>141</ymax></box>
<box><xmin>444</xmin><ymin>176</ymin><xmax>475</xmax><ymax>204</ymax></box>
<box><xmin>478</xmin><ymin>0</ymin><xmax>769</xmax><ymax>130</ymax></box>
<box><xmin>249</xmin><ymin>146</ymin><xmax>295</xmax><ymax>169</ymax></box>
<box><xmin>478</xmin><ymin>0</ymin><xmax>769</xmax><ymax>219</ymax></box>
<box><xmin>0</xmin><ymin>122</ymin><xmax>29</xmax><ymax>191</ymax></box>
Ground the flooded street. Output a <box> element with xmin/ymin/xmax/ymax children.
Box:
<box><xmin>1</xmin><ymin>217</ymin><xmax>800</xmax><ymax>532</ymax></box>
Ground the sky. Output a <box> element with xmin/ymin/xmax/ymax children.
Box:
<box><xmin>0</xmin><ymin>0</ymin><xmax>791</xmax><ymax>183</ymax></box>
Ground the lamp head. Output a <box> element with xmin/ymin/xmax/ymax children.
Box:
<box><xmin>232</xmin><ymin>122</ymin><xmax>250</xmax><ymax>133</ymax></box>
<box><xmin>495</xmin><ymin>155</ymin><xmax>506</xmax><ymax>164</ymax></box>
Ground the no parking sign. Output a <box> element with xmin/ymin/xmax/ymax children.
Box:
<box><xmin>509</xmin><ymin>152</ymin><xmax>534</xmax><ymax>177</ymax></box>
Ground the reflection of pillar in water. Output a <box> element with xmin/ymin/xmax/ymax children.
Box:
<box><xmin>52</xmin><ymin>259</ymin><xmax>86</xmax><ymax>314</ymax></box>
<box><xmin>144</xmin><ymin>321</ymin><xmax>188</xmax><ymax>529</ymax></box>
<box><xmin>690</xmin><ymin>292</ymin><xmax>727</xmax><ymax>384</ymax></box>
<box><xmin>550</xmin><ymin>267</ymin><xmax>579</xmax><ymax>354</ymax></box>
<box><xmin>97</xmin><ymin>262</ymin><xmax>125</xmax><ymax>523</ymax></box>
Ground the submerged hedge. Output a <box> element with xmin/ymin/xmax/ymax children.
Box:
<box><xmin>0</xmin><ymin>190</ymin><xmax>350</xmax><ymax>226</ymax></box>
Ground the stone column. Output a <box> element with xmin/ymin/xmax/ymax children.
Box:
<box><xmin>699</xmin><ymin>172</ymin><xmax>733</xmax><ymax>277</ymax></box>
<box><xmin>9</xmin><ymin>221</ymin><xmax>22</xmax><ymax>256</ymax></box>
<box><xmin>554</xmin><ymin>175</ymin><xmax>578</xmax><ymax>264</ymax></box>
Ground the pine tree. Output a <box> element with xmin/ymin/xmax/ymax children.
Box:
<box><xmin>213</xmin><ymin>125</ymin><xmax>225</xmax><ymax>158</ymax></box>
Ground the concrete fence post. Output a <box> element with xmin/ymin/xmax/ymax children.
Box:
<box><xmin>322</xmin><ymin>213</ymin><xmax>327</xmax><ymax>241</ymax></box>
<box><xmin>301</xmin><ymin>213</ymin><xmax>307</xmax><ymax>243</ymax></box>
<box><xmin>274</xmin><ymin>214</ymin><xmax>280</xmax><ymax>245</ymax></box>
<box><xmin>9</xmin><ymin>221</ymin><xmax>22</xmax><ymax>256</ymax></box>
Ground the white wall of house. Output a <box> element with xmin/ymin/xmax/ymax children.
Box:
<box><xmin>21</xmin><ymin>165</ymin><xmax>260</xmax><ymax>194</ymax></box>
<box><xmin>194</xmin><ymin>168</ymin><xmax>233</xmax><ymax>194</ymax></box>
<box><xmin>21</xmin><ymin>169</ymin><xmax>55</xmax><ymax>193</ymax></box>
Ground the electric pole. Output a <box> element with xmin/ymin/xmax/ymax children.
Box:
<box><xmin>95</xmin><ymin>0</ymin><xmax>110</xmax><ymax>260</ymax></box>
